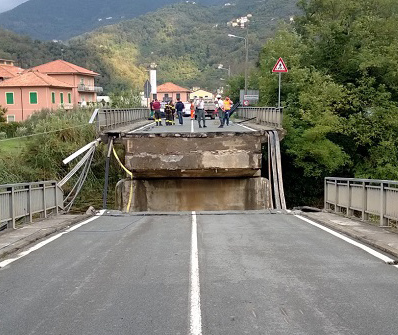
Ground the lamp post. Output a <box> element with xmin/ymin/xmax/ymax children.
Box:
<box><xmin>228</xmin><ymin>33</ymin><xmax>248</xmax><ymax>96</ymax></box>
<box><xmin>218</xmin><ymin>64</ymin><xmax>231</xmax><ymax>77</ymax></box>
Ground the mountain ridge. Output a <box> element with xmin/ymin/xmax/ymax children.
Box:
<box><xmin>0</xmin><ymin>0</ymin><xmax>224</xmax><ymax>40</ymax></box>
<box><xmin>0</xmin><ymin>0</ymin><xmax>299</xmax><ymax>93</ymax></box>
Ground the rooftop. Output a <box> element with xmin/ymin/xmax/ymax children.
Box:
<box><xmin>0</xmin><ymin>65</ymin><xmax>23</xmax><ymax>78</ymax></box>
<box><xmin>157</xmin><ymin>82</ymin><xmax>191</xmax><ymax>93</ymax></box>
<box><xmin>0</xmin><ymin>70</ymin><xmax>74</xmax><ymax>88</ymax></box>
<box><xmin>30</xmin><ymin>59</ymin><xmax>99</xmax><ymax>76</ymax></box>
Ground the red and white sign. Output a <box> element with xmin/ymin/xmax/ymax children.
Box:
<box><xmin>272</xmin><ymin>58</ymin><xmax>288</xmax><ymax>73</ymax></box>
<box><xmin>243</xmin><ymin>100</ymin><xmax>250</xmax><ymax>106</ymax></box>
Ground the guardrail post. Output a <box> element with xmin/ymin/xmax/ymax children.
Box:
<box><xmin>347</xmin><ymin>180</ymin><xmax>353</xmax><ymax>217</ymax></box>
<box><xmin>8</xmin><ymin>186</ymin><xmax>15</xmax><ymax>229</ymax></box>
<box><xmin>27</xmin><ymin>184</ymin><xmax>32</xmax><ymax>223</ymax></box>
<box><xmin>361</xmin><ymin>181</ymin><xmax>368</xmax><ymax>221</ymax></box>
<box><xmin>334</xmin><ymin>179</ymin><xmax>338</xmax><ymax>213</ymax></box>
<box><xmin>380</xmin><ymin>182</ymin><xmax>387</xmax><ymax>227</ymax></box>
<box><xmin>43</xmin><ymin>183</ymin><xmax>47</xmax><ymax>219</ymax></box>
<box><xmin>324</xmin><ymin>178</ymin><xmax>327</xmax><ymax>210</ymax></box>
<box><xmin>54</xmin><ymin>182</ymin><xmax>59</xmax><ymax>215</ymax></box>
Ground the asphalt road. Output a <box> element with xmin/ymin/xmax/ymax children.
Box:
<box><xmin>1</xmin><ymin>212</ymin><xmax>398</xmax><ymax>335</ymax></box>
<box><xmin>127</xmin><ymin>117</ymin><xmax>257</xmax><ymax>134</ymax></box>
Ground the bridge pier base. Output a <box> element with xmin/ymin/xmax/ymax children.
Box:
<box><xmin>120</xmin><ymin>177</ymin><xmax>270</xmax><ymax>212</ymax></box>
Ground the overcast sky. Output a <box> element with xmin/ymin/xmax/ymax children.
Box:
<box><xmin>0</xmin><ymin>0</ymin><xmax>29</xmax><ymax>13</ymax></box>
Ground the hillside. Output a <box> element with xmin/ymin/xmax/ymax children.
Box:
<box><xmin>0</xmin><ymin>0</ymin><xmax>299</xmax><ymax>93</ymax></box>
<box><xmin>72</xmin><ymin>0</ymin><xmax>299</xmax><ymax>91</ymax></box>
<box><xmin>0</xmin><ymin>0</ymin><xmax>224</xmax><ymax>40</ymax></box>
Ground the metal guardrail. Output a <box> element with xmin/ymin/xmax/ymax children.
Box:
<box><xmin>324</xmin><ymin>177</ymin><xmax>398</xmax><ymax>227</ymax></box>
<box><xmin>0</xmin><ymin>181</ymin><xmax>64</xmax><ymax>230</ymax></box>
<box><xmin>89</xmin><ymin>108</ymin><xmax>150</xmax><ymax>133</ymax></box>
<box><xmin>235</xmin><ymin>107</ymin><xmax>283</xmax><ymax>128</ymax></box>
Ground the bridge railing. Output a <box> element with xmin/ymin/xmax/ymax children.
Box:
<box><xmin>325</xmin><ymin>177</ymin><xmax>398</xmax><ymax>227</ymax></box>
<box><xmin>235</xmin><ymin>107</ymin><xmax>283</xmax><ymax>128</ymax></box>
<box><xmin>0</xmin><ymin>181</ymin><xmax>64</xmax><ymax>230</ymax></box>
<box><xmin>89</xmin><ymin>108</ymin><xmax>150</xmax><ymax>132</ymax></box>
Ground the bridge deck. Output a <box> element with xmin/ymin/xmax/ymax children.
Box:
<box><xmin>126</xmin><ymin>118</ymin><xmax>257</xmax><ymax>135</ymax></box>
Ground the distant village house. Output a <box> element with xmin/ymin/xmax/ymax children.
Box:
<box><xmin>190</xmin><ymin>89</ymin><xmax>214</xmax><ymax>101</ymax></box>
<box><xmin>156</xmin><ymin>82</ymin><xmax>191</xmax><ymax>102</ymax></box>
<box><xmin>0</xmin><ymin>59</ymin><xmax>102</xmax><ymax>122</ymax></box>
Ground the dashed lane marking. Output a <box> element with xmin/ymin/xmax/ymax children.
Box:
<box><xmin>235</xmin><ymin>123</ymin><xmax>256</xmax><ymax>132</ymax></box>
<box><xmin>128</xmin><ymin>122</ymin><xmax>156</xmax><ymax>133</ymax></box>
<box><xmin>190</xmin><ymin>211</ymin><xmax>202</xmax><ymax>335</ymax></box>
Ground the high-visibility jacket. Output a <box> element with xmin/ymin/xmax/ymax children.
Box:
<box><xmin>224</xmin><ymin>99</ymin><xmax>232</xmax><ymax>110</ymax></box>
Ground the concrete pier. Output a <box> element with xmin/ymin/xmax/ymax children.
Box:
<box><xmin>114</xmin><ymin>119</ymin><xmax>274</xmax><ymax>211</ymax></box>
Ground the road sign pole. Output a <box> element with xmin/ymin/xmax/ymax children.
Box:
<box><xmin>272</xmin><ymin>58</ymin><xmax>288</xmax><ymax>108</ymax></box>
<box><xmin>278</xmin><ymin>72</ymin><xmax>281</xmax><ymax>108</ymax></box>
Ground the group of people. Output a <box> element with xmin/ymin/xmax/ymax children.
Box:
<box><xmin>215</xmin><ymin>95</ymin><xmax>233</xmax><ymax>128</ymax></box>
<box><xmin>149</xmin><ymin>94</ymin><xmax>233</xmax><ymax>128</ymax></box>
<box><xmin>150</xmin><ymin>98</ymin><xmax>185</xmax><ymax>126</ymax></box>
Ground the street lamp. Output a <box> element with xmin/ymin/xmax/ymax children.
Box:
<box><xmin>218</xmin><ymin>64</ymin><xmax>231</xmax><ymax>77</ymax></box>
<box><xmin>228</xmin><ymin>33</ymin><xmax>248</xmax><ymax>96</ymax></box>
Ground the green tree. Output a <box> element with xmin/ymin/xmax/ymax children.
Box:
<box><xmin>0</xmin><ymin>105</ymin><xmax>6</xmax><ymax>123</ymax></box>
<box><xmin>256</xmin><ymin>1</ymin><xmax>398</xmax><ymax>206</ymax></box>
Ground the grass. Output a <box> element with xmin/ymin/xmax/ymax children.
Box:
<box><xmin>0</xmin><ymin>138</ymin><xmax>28</xmax><ymax>157</ymax></box>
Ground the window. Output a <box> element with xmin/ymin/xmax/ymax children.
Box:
<box><xmin>60</xmin><ymin>92</ymin><xmax>64</xmax><ymax>104</ymax></box>
<box><xmin>176</xmin><ymin>93</ymin><xmax>180</xmax><ymax>100</ymax></box>
<box><xmin>6</xmin><ymin>92</ymin><xmax>14</xmax><ymax>105</ymax></box>
<box><xmin>7</xmin><ymin>115</ymin><xmax>15</xmax><ymax>122</ymax></box>
<box><xmin>29</xmin><ymin>92</ymin><xmax>38</xmax><ymax>104</ymax></box>
<box><xmin>80</xmin><ymin>78</ymin><xmax>84</xmax><ymax>85</ymax></box>
<box><xmin>51</xmin><ymin>92</ymin><xmax>55</xmax><ymax>104</ymax></box>
<box><xmin>68</xmin><ymin>93</ymin><xmax>72</xmax><ymax>104</ymax></box>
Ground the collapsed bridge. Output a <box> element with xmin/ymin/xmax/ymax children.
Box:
<box><xmin>90</xmin><ymin>106</ymin><xmax>286</xmax><ymax>212</ymax></box>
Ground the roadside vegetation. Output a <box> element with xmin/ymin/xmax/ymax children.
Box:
<box><xmin>0</xmin><ymin>107</ymin><xmax>125</xmax><ymax>211</ymax></box>
<box><xmin>248</xmin><ymin>0</ymin><xmax>398</xmax><ymax>206</ymax></box>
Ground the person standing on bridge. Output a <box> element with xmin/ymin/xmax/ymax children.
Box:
<box><xmin>153</xmin><ymin>99</ymin><xmax>162</xmax><ymax>126</ymax></box>
<box><xmin>223</xmin><ymin>96</ymin><xmax>233</xmax><ymax>126</ymax></box>
<box><xmin>165</xmin><ymin>100</ymin><xmax>174</xmax><ymax>126</ymax></box>
<box><xmin>216</xmin><ymin>95</ymin><xmax>225</xmax><ymax>128</ymax></box>
<box><xmin>190</xmin><ymin>100</ymin><xmax>195</xmax><ymax>120</ymax></box>
<box><xmin>175</xmin><ymin>98</ymin><xmax>185</xmax><ymax>125</ymax></box>
<box><xmin>195</xmin><ymin>96</ymin><xmax>207</xmax><ymax>128</ymax></box>
<box><xmin>149</xmin><ymin>100</ymin><xmax>154</xmax><ymax>119</ymax></box>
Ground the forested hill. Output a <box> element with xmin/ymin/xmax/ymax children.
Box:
<box><xmin>73</xmin><ymin>0</ymin><xmax>299</xmax><ymax>91</ymax></box>
<box><xmin>0</xmin><ymin>0</ymin><xmax>225</xmax><ymax>40</ymax></box>
<box><xmin>0</xmin><ymin>0</ymin><xmax>299</xmax><ymax>93</ymax></box>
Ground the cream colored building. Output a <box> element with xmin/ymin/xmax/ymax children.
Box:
<box><xmin>190</xmin><ymin>89</ymin><xmax>214</xmax><ymax>101</ymax></box>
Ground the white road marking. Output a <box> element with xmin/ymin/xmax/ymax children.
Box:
<box><xmin>190</xmin><ymin>211</ymin><xmax>202</xmax><ymax>335</ymax></box>
<box><xmin>0</xmin><ymin>210</ymin><xmax>105</xmax><ymax>269</ymax></box>
<box><xmin>295</xmin><ymin>215</ymin><xmax>397</xmax><ymax>264</ymax></box>
<box><xmin>191</xmin><ymin>119</ymin><xmax>194</xmax><ymax>133</ymax></box>
<box><xmin>236</xmin><ymin>123</ymin><xmax>256</xmax><ymax>132</ymax></box>
<box><xmin>128</xmin><ymin>122</ymin><xmax>156</xmax><ymax>133</ymax></box>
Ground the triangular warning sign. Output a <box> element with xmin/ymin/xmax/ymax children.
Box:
<box><xmin>272</xmin><ymin>58</ymin><xmax>288</xmax><ymax>73</ymax></box>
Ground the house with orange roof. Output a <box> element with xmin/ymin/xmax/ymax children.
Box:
<box><xmin>0</xmin><ymin>59</ymin><xmax>23</xmax><ymax>82</ymax></box>
<box><xmin>30</xmin><ymin>59</ymin><xmax>102</xmax><ymax>106</ymax></box>
<box><xmin>156</xmin><ymin>82</ymin><xmax>191</xmax><ymax>102</ymax></box>
<box><xmin>0</xmin><ymin>59</ymin><xmax>102</xmax><ymax>122</ymax></box>
<box><xmin>0</xmin><ymin>70</ymin><xmax>74</xmax><ymax>122</ymax></box>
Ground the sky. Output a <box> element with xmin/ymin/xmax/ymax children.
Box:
<box><xmin>0</xmin><ymin>0</ymin><xmax>29</xmax><ymax>13</ymax></box>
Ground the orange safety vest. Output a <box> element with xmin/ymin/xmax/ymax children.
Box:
<box><xmin>224</xmin><ymin>99</ymin><xmax>232</xmax><ymax>110</ymax></box>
